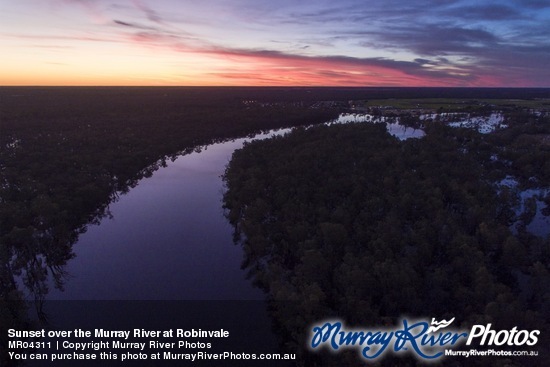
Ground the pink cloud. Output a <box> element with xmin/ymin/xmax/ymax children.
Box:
<box><xmin>120</xmin><ymin>28</ymin><xmax>484</xmax><ymax>86</ymax></box>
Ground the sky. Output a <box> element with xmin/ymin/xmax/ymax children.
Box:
<box><xmin>1</xmin><ymin>0</ymin><xmax>550</xmax><ymax>86</ymax></box>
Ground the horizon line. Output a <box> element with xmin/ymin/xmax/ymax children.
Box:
<box><xmin>2</xmin><ymin>85</ymin><xmax>550</xmax><ymax>89</ymax></box>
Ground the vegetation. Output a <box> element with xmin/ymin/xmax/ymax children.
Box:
<box><xmin>358</xmin><ymin>98</ymin><xmax>550</xmax><ymax>111</ymax></box>
<box><xmin>1</xmin><ymin>86</ymin><xmax>549</xmax><ymax>365</ymax></box>
<box><xmin>0</xmin><ymin>87</ymin><xmax>340</xmax><ymax>299</ymax></box>
<box><xmin>0</xmin><ymin>87</ymin><xmax>339</xmax><ymax>365</ymax></box>
<box><xmin>223</xmin><ymin>117</ymin><xmax>550</xmax><ymax>366</ymax></box>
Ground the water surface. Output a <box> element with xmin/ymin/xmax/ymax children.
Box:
<box><xmin>46</xmin><ymin>116</ymin><xmax>431</xmax><ymax>300</ymax></box>
<box><xmin>49</xmin><ymin>132</ymin><xmax>287</xmax><ymax>300</ymax></box>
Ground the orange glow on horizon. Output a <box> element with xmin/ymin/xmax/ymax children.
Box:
<box><xmin>1</xmin><ymin>0</ymin><xmax>548</xmax><ymax>87</ymax></box>
<box><xmin>0</xmin><ymin>48</ymin><xmax>469</xmax><ymax>87</ymax></box>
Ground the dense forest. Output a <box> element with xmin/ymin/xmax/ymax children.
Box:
<box><xmin>1</xmin><ymin>87</ymin><xmax>550</xmax><ymax>365</ymax></box>
<box><xmin>223</xmin><ymin>116</ymin><xmax>550</xmax><ymax>366</ymax></box>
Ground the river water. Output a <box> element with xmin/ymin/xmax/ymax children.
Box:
<box><xmin>48</xmin><ymin>114</ymin><xmax>424</xmax><ymax>301</ymax></box>
<box><xmin>49</xmin><ymin>130</ymin><xmax>289</xmax><ymax>300</ymax></box>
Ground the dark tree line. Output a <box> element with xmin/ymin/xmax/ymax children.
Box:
<box><xmin>223</xmin><ymin>119</ymin><xmax>550</xmax><ymax>366</ymax></box>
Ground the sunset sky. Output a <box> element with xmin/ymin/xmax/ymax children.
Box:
<box><xmin>1</xmin><ymin>0</ymin><xmax>549</xmax><ymax>86</ymax></box>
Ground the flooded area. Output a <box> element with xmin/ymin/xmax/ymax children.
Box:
<box><xmin>329</xmin><ymin>113</ymin><xmax>426</xmax><ymax>139</ymax></box>
<box><xmin>47</xmin><ymin>115</ymin><xmax>422</xmax><ymax>300</ymax></box>
<box><xmin>48</xmin><ymin>111</ymin><xmax>547</xmax><ymax>300</ymax></box>
<box><xmin>498</xmin><ymin>176</ymin><xmax>550</xmax><ymax>238</ymax></box>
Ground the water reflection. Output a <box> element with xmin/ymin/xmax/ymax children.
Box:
<box><xmin>48</xmin><ymin>135</ymin><xmax>288</xmax><ymax>300</ymax></box>
<box><xmin>1</xmin><ymin>127</ymin><xmax>296</xmax><ymax>365</ymax></box>
<box><xmin>46</xmin><ymin>116</ymin><xmax>423</xmax><ymax>301</ymax></box>
<box><xmin>329</xmin><ymin>113</ymin><xmax>426</xmax><ymax>140</ymax></box>
<box><xmin>8</xmin><ymin>117</ymin><xmax>423</xmax><ymax>304</ymax></box>
<box><xmin>7</xmin><ymin>110</ymin><xmax>542</xmax><ymax>304</ymax></box>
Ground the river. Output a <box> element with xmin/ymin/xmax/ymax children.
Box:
<box><xmin>47</xmin><ymin>109</ymin><xmax>550</xmax><ymax>302</ymax></box>
<box><xmin>47</xmin><ymin>115</ymin><xmax>426</xmax><ymax>301</ymax></box>
<box><xmin>39</xmin><ymin>130</ymin><xmax>297</xmax><ymax>366</ymax></box>
<box><xmin>48</xmin><ymin>130</ymin><xmax>291</xmax><ymax>300</ymax></box>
